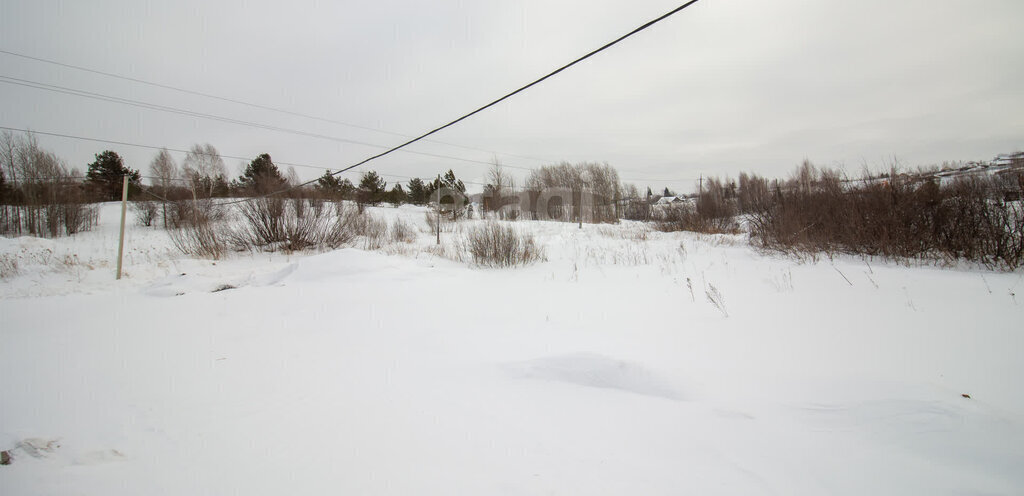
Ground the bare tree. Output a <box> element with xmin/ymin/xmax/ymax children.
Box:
<box><xmin>623</xmin><ymin>183</ymin><xmax>640</xmax><ymax>200</ymax></box>
<box><xmin>0</xmin><ymin>131</ymin><xmax>95</xmax><ymax>237</ymax></box>
<box><xmin>150</xmin><ymin>148</ymin><xmax>179</xmax><ymax>194</ymax></box>
<box><xmin>526</xmin><ymin>162</ymin><xmax>583</xmax><ymax>222</ymax></box>
<box><xmin>485</xmin><ymin>158</ymin><xmax>511</xmax><ymax>219</ymax></box>
<box><xmin>16</xmin><ymin>132</ymin><xmax>65</xmax><ymax>189</ymax></box>
<box><xmin>286</xmin><ymin>166</ymin><xmax>301</xmax><ymax>187</ymax></box>
<box><xmin>523</xmin><ymin>173</ymin><xmax>543</xmax><ymax>220</ymax></box>
<box><xmin>0</xmin><ymin>131</ymin><xmax>18</xmax><ymax>189</ymax></box>
<box><xmin>737</xmin><ymin>172</ymin><xmax>771</xmax><ymax>214</ymax></box>
<box><xmin>621</xmin><ymin>183</ymin><xmax>650</xmax><ymax>221</ymax></box>
<box><xmin>581</xmin><ymin>162</ymin><xmax>621</xmax><ymax>223</ymax></box>
<box><xmin>149</xmin><ymin>148</ymin><xmax>179</xmax><ymax>228</ymax></box>
<box><xmin>182</xmin><ymin>143</ymin><xmax>226</xmax><ymax>198</ymax></box>
<box><xmin>525</xmin><ymin>161</ymin><xmax>621</xmax><ymax>223</ymax></box>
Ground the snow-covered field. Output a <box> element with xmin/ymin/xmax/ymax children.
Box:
<box><xmin>2</xmin><ymin>202</ymin><xmax>1023</xmax><ymax>495</ymax></box>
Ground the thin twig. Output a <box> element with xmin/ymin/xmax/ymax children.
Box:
<box><xmin>834</xmin><ymin>267</ymin><xmax>853</xmax><ymax>286</ymax></box>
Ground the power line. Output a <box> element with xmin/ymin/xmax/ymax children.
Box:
<box><xmin>1</xmin><ymin>74</ymin><xmax>694</xmax><ymax>186</ymax></box>
<box><xmin>0</xmin><ymin>125</ymin><xmax>470</xmax><ymax>186</ymax></box>
<box><xmin>2</xmin><ymin>0</ymin><xmax>706</xmax><ymax>194</ymax></box>
<box><xmin>215</xmin><ymin>0</ymin><xmax>704</xmax><ymax>205</ymax></box>
<box><xmin>0</xmin><ymin>125</ymin><xmax>332</xmax><ymax>173</ymax></box>
<box><xmin>0</xmin><ymin>48</ymin><xmax>552</xmax><ymax>165</ymax></box>
<box><xmin>4</xmin><ymin>0</ymin><xmax>706</xmax><ymax>196</ymax></box>
<box><xmin>0</xmin><ymin>75</ymin><xmax>537</xmax><ymax>172</ymax></box>
<box><xmin>0</xmin><ymin>123</ymin><xmax>697</xmax><ymax>193</ymax></box>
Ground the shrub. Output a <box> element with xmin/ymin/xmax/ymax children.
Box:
<box><xmin>320</xmin><ymin>202</ymin><xmax>363</xmax><ymax>249</ymax></box>
<box><xmin>463</xmin><ymin>222</ymin><xmax>543</xmax><ymax>267</ymax></box>
<box><xmin>390</xmin><ymin>218</ymin><xmax>416</xmax><ymax>243</ymax></box>
<box><xmin>357</xmin><ymin>214</ymin><xmax>388</xmax><ymax>250</ymax></box>
<box><xmin>0</xmin><ymin>254</ymin><xmax>18</xmax><ymax>279</ymax></box>
<box><xmin>164</xmin><ymin>199</ymin><xmax>226</xmax><ymax>229</ymax></box>
<box><xmin>167</xmin><ymin>209</ymin><xmax>228</xmax><ymax>259</ymax></box>
<box><xmin>424</xmin><ymin>209</ymin><xmax>456</xmax><ymax>234</ymax></box>
<box><xmin>748</xmin><ymin>165</ymin><xmax>1024</xmax><ymax>269</ymax></box>
<box><xmin>169</xmin><ymin>198</ymin><xmax>366</xmax><ymax>258</ymax></box>
<box><xmin>61</xmin><ymin>201</ymin><xmax>98</xmax><ymax>235</ymax></box>
<box><xmin>231</xmin><ymin>198</ymin><xmax>362</xmax><ymax>252</ymax></box>
<box><xmin>655</xmin><ymin>203</ymin><xmax>739</xmax><ymax>234</ymax></box>
<box><xmin>132</xmin><ymin>201</ymin><xmax>158</xmax><ymax>227</ymax></box>
<box><xmin>653</xmin><ymin>178</ymin><xmax>739</xmax><ymax>234</ymax></box>
<box><xmin>234</xmin><ymin>197</ymin><xmax>287</xmax><ymax>247</ymax></box>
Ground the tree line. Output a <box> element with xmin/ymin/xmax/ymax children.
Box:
<box><xmin>6</xmin><ymin>127</ymin><xmax>1022</xmax><ymax>269</ymax></box>
<box><xmin>654</xmin><ymin>158</ymin><xmax>1024</xmax><ymax>269</ymax></box>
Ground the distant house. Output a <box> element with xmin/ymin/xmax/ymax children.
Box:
<box><xmin>655</xmin><ymin>196</ymin><xmax>685</xmax><ymax>205</ymax></box>
<box><xmin>993</xmin><ymin>152</ymin><xmax>1024</xmax><ymax>168</ymax></box>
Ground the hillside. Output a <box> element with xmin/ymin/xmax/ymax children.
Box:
<box><xmin>1</xmin><ymin>203</ymin><xmax>1023</xmax><ymax>495</ymax></box>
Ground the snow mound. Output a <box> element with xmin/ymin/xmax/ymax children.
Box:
<box><xmin>141</xmin><ymin>263</ymin><xmax>299</xmax><ymax>296</ymax></box>
<box><xmin>250</xmin><ymin>262</ymin><xmax>298</xmax><ymax>286</ymax></box>
<box><xmin>505</xmin><ymin>353</ymin><xmax>684</xmax><ymax>400</ymax></box>
<box><xmin>10</xmin><ymin>438</ymin><xmax>61</xmax><ymax>459</ymax></box>
<box><xmin>142</xmin><ymin>273</ymin><xmax>224</xmax><ymax>296</ymax></box>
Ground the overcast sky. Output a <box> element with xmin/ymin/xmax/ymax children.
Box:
<box><xmin>1</xmin><ymin>0</ymin><xmax>1022</xmax><ymax>193</ymax></box>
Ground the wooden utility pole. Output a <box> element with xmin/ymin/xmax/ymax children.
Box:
<box><xmin>578</xmin><ymin>189</ymin><xmax>583</xmax><ymax>230</ymax></box>
<box><xmin>115</xmin><ymin>174</ymin><xmax>129</xmax><ymax>280</ymax></box>
<box><xmin>435</xmin><ymin>174</ymin><xmax>441</xmax><ymax>245</ymax></box>
<box><xmin>698</xmin><ymin>173</ymin><xmax>703</xmax><ymax>209</ymax></box>
<box><xmin>645</xmin><ymin>187</ymin><xmax>650</xmax><ymax>222</ymax></box>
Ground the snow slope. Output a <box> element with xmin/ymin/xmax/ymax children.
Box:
<box><xmin>2</xmin><ymin>203</ymin><xmax>1023</xmax><ymax>495</ymax></box>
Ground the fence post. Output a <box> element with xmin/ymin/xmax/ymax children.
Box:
<box><xmin>116</xmin><ymin>174</ymin><xmax>128</xmax><ymax>280</ymax></box>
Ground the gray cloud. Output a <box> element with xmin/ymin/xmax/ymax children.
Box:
<box><xmin>1</xmin><ymin>0</ymin><xmax>1021</xmax><ymax>193</ymax></box>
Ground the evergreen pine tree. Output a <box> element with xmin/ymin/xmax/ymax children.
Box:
<box><xmin>338</xmin><ymin>179</ymin><xmax>355</xmax><ymax>200</ymax></box>
<box><xmin>237</xmin><ymin>153</ymin><xmax>286</xmax><ymax>194</ymax></box>
<box><xmin>85</xmin><ymin>150</ymin><xmax>140</xmax><ymax>201</ymax></box>
<box><xmin>357</xmin><ymin>171</ymin><xmax>387</xmax><ymax>205</ymax></box>
<box><xmin>388</xmin><ymin>183</ymin><xmax>408</xmax><ymax>205</ymax></box>
<box><xmin>316</xmin><ymin>170</ymin><xmax>344</xmax><ymax>198</ymax></box>
<box><xmin>407</xmin><ymin>177</ymin><xmax>428</xmax><ymax>205</ymax></box>
<box><xmin>441</xmin><ymin>169</ymin><xmax>466</xmax><ymax>196</ymax></box>
<box><xmin>212</xmin><ymin>175</ymin><xmax>230</xmax><ymax>197</ymax></box>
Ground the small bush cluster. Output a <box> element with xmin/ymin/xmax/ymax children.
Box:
<box><xmin>166</xmin><ymin>198</ymin><xmax>402</xmax><ymax>258</ymax></box>
<box><xmin>356</xmin><ymin>214</ymin><xmax>388</xmax><ymax>250</ymax></box>
<box><xmin>598</xmin><ymin>224</ymin><xmax>650</xmax><ymax>241</ymax></box>
<box><xmin>167</xmin><ymin>205</ymin><xmax>230</xmax><ymax>259</ymax></box>
<box><xmin>654</xmin><ymin>178</ymin><xmax>740</xmax><ymax>235</ymax></box>
<box><xmin>424</xmin><ymin>209</ymin><xmax>458</xmax><ymax>234</ymax></box>
<box><xmin>463</xmin><ymin>222</ymin><xmax>543</xmax><ymax>267</ymax></box>
<box><xmin>390</xmin><ymin>219</ymin><xmax>416</xmax><ymax>243</ymax></box>
<box><xmin>655</xmin><ymin>203</ymin><xmax>740</xmax><ymax>235</ymax></box>
<box><xmin>0</xmin><ymin>254</ymin><xmax>18</xmax><ymax>279</ymax></box>
<box><xmin>162</xmin><ymin>199</ymin><xmax>228</xmax><ymax>229</ymax></box>
<box><xmin>231</xmin><ymin>198</ymin><xmax>364</xmax><ymax>252</ymax></box>
<box><xmin>133</xmin><ymin>201</ymin><xmax>159</xmax><ymax>226</ymax></box>
<box><xmin>747</xmin><ymin>163</ymin><xmax>1024</xmax><ymax>269</ymax></box>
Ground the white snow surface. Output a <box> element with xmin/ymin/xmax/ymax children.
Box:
<box><xmin>2</xmin><ymin>202</ymin><xmax>1023</xmax><ymax>495</ymax></box>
